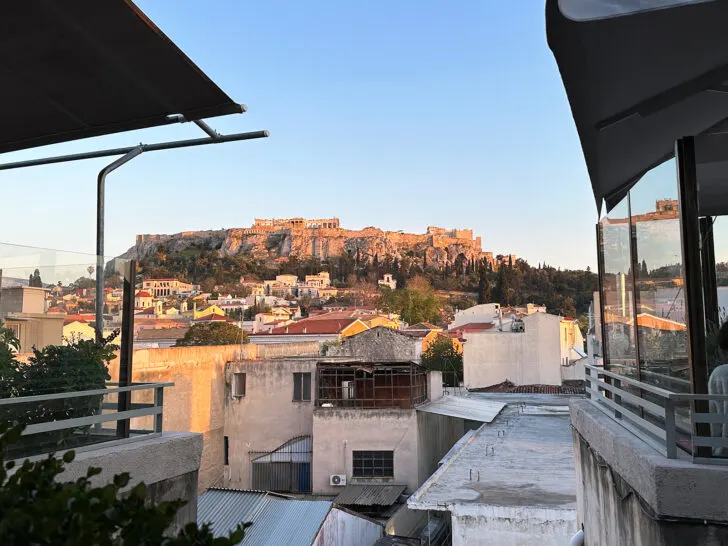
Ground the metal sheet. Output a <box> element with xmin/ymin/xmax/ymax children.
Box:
<box><xmin>241</xmin><ymin>498</ymin><xmax>332</xmax><ymax>546</ymax></box>
<box><xmin>333</xmin><ymin>484</ymin><xmax>407</xmax><ymax>507</ymax></box>
<box><xmin>197</xmin><ymin>489</ymin><xmax>270</xmax><ymax>538</ymax></box>
<box><xmin>416</xmin><ymin>396</ymin><xmax>505</xmax><ymax>423</ymax></box>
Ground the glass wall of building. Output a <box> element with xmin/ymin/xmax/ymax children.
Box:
<box><xmin>597</xmin><ymin>159</ymin><xmax>691</xmax><ymax>394</ymax></box>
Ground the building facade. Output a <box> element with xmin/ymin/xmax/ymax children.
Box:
<box><xmin>142</xmin><ymin>279</ymin><xmax>194</xmax><ymax>297</ymax></box>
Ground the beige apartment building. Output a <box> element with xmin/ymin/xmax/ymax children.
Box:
<box><xmin>304</xmin><ymin>271</ymin><xmax>331</xmax><ymax>288</ymax></box>
<box><xmin>0</xmin><ymin>286</ymin><xmax>64</xmax><ymax>351</ymax></box>
<box><xmin>142</xmin><ymin>278</ymin><xmax>194</xmax><ymax>297</ymax></box>
<box><xmin>223</xmin><ymin>355</ymin><xmax>465</xmax><ymax>500</ymax></box>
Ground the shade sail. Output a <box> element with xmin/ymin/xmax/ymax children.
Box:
<box><xmin>547</xmin><ymin>0</ymin><xmax>728</xmax><ymax>212</ymax></box>
<box><xmin>0</xmin><ymin>1</ymin><xmax>244</xmax><ymax>155</ymax></box>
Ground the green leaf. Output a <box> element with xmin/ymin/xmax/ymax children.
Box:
<box><xmin>62</xmin><ymin>451</ymin><xmax>75</xmax><ymax>463</ymax></box>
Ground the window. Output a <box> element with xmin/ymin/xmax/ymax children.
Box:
<box><xmin>224</xmin><ymin>436</ymin><xmax>229</xmax><ymax>465</ymax></box>
<box><xmin>353</xmin><ymin>451</ymin><xmax>394</xmax><ymax>478</ymax></box>
<box><xmin>233</xmin><ymin>373</ymin><xmax>246</xmax><ymax>397</ymax></box>
<box><xmin>293</xmin><ymin>372</ymin><xmax>311</xmax><ymax>401</ymax></box>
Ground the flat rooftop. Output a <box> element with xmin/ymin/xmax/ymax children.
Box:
<box><xmin>408</xmin><ymin>400</ymin><xmax>576</xmax><ymax>512</ymax></box>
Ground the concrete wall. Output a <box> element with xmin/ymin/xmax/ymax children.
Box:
<box><xmin>450</xmin><ymin>505</ymin><xmax>577</xmax><ymax>546</ymax></box>
<box><xmin>416</xmin><ymin>411</ymin><xmax>465</xmax><ymax>485</ymax></box>
<box><xmin>224</xmin><ymin>357</ymin><xmax>319</xmax><ymax>489</ymax></box>
<box><xmin>59</xmin><ymin>432</ymin><xmax>202</xmax><ymax>534</ymax></box>
<box><xmin>427</xmin><ymin>370</ymin><xmax>444</xmax><ymax>402</ymax></box>
<box><xmin>106</xmin><ymin>342</ymin><xmax>320</xmax><ymax>492</ymax></box>
<box><xmin>327</xmin><ymin>326</ymin><xmax>421</xmax><ymax>361</ymax></box>
<box><xmin>463</xmin><ymin>313</ymin><xmax>562</xmax><ymax>388</ymax></box>
<box><xmin>312</xmin><ymin>408</ymin><xmax>419</xmax><ymax>494</ymax></box>
<box><xmin>312</xmin><ymin>507</ymin><xmax>383</xmax><ymax>546</ymax></box>
<box><xmin>572</xmin><ymin>400</ymin><xmax>728</xmax><ymax>545</ymax></box>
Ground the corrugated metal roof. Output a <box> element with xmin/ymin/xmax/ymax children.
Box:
<box><xmin>241</xmin><ymin>498</ymin><xmax>332</xmax><ymax>546</ymax></box>
<box><xmin>198</xmin><ymin>489</ymin><xmax>332</xmax><ymax>545</ymax></box>
<box><xmin>197</xmin><ymin>489</ymin><xmax>270</xmax><ymax>538</ymax></box>
<box><xmin>333</xmin><ymin>483</ymin><xmax>407</xmax><ymax>506</ymax></box>
<box><xmin>416</xmin><ymin>395</ymin><xmax>505</xmax><ymax>423</ymax></box>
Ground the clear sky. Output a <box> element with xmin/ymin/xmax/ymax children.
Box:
<box><xmin>0</xmin><ymin>1</ymin><xmax>600</xmax><ymax>270</ymax></box>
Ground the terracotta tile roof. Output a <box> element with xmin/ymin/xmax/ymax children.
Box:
<box><xmin>404</xmin><ymin>322</ymin><xmax>441</xmax><ymax>331</ymax></box>
<box><xmin>255</xmin><ymin>317</ymin><xmax>358</xmax><ymax>335</ymax></box>
<box><xmin>135</xmin><ymin>291</ymin><xmax>152</xmax><ymax>298</ymax></box>
<box><xmin>476</xmin><ymin>380</ymin><xmax>586</xmax><ymax>395</ymax></box>
<box><xmin>194</xmin><ymin>314</ymin><xmax>234</xmax><ymax>323</ymax></box>
<box><xmin>63</xmin><ymin>313</ymin><xmax>95</xmax><ymax>325</ymax></box>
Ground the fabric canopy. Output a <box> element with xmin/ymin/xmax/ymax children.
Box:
<box><xmin>547</xmin><ymin>0</ymin><xmax>728</xmax><ymax>213</ymax></box>
<box><xmin>0</xmin><ymin>0</ymin><xmax>243</xmax><ymax>155</ymax></box>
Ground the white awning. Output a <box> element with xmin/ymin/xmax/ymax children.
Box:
<box><xmin>416</xmin><ymin>396</ymin><xmax>504</xmax><ymax>423</ymax></box>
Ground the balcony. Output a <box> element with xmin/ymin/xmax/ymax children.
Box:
<box><xmin>316</xmin><ymin>361</ymin><xmax>427</xmax><ymax>409</ymax></box>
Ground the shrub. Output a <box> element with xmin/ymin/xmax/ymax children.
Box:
<box><xmin>0</xmin><ymin>422</ymin><xmax>248</xmax><ymax>545</ymax></box>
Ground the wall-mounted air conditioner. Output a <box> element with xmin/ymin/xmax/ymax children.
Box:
<box><xmin>330</xmin><ymin>474</ymin><xmax>347</xmax><ymax>486</ymax></box>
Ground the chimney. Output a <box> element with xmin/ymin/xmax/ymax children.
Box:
<box><xmin>303</xmin><ymin>327</ymin><xmax>307</xmax><ymax>334</ymax></box>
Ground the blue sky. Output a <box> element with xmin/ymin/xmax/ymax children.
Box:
<box><xmin>0</xmin><ymin>1</ymin><xmax>600</xmax><ymax>269</ymax></box>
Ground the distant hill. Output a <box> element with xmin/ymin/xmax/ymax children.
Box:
<box><xmin>120</xmin><ymin>217</ymin><xmax>500</xmax><ymax>271</ymax></box>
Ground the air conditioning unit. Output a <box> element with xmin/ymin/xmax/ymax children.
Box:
<box><xmin>330</xmin><ymin>474</ymin><xmax>347</xmax><ymax>486</ymax></box>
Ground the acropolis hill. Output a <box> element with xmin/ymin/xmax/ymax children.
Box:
<box><xmin>127</xmin><ymin>217</ymin><xmax>509</xmax><ymax>269</ymax></box>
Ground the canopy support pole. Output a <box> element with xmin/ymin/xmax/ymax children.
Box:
<box><xmin>96</xmin><ymin>147</ymin><xmax>144</xmax><ymax>342</ymax></box>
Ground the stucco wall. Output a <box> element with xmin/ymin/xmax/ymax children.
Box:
<box><xmin>224</xmin><ymin>358</ymin><xmax>319</xmax><ymax>489</ymax></box>
<box><xmin>450</xmin><ymin>504</ymin><xmax>577</xmax><ymax>546</ymax></box>
<box><xmin>416</xmin><ymin>411</ymin><xmax>465</xmax><ymax>485</ymax></box>
<box><xmin>105</xmin><ymin>342</ymin><xmax>321</xmax><ymax>492</ymax></box>
<box><xmin>327</xmin><ymin>327</ymin><xmax>421</xmax><ymax>361</ymax></box>
<box><xmin>312</xmin><ymin>507</ymin><xmax>383</xmax><ymax>546</ymax></box>
<box><xmin>463</xmin><ymin>313</ymin><xmax>562</xmax><ymax>388</ymax></box>
<box><xmin>312</xmin><ymin>408</ymin><xmax>419</xmax><ymax>494</ymax></box>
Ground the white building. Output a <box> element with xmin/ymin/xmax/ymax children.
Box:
<box><xmin>464</xmin><ymin>312</ymin><xmax>584</xmax><ymax>388</ymax></box>
<box><xmin>408</xmin><ymin>394</ymin><xmax>577</xmax><ymax>545</ymax></box>
<box><xmin>378</xmin><ymin>274</ymin><xmax>397</xmax><ymax>290</ymax></box>
<box><xmin>450</xmin><ymin>303</ymin><xmax>500</xmax><ymax>329</ymax></box>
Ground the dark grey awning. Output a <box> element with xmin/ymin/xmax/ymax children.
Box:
<box><xmin>547</xmin><ymin>0</ymin><xmax>728</xmax><ymax>212</ymax></box>
<box><xmin>0</xmin><ymin>1</ymin><xmax>244</xmax><ymax>155</ymax></box>
<box><xmin>334</xmin><ymin>483</ymin><xmax>407</xmax><ymax>506</ymax></box>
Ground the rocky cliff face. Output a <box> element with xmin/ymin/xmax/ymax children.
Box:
<box><xmin>122</xmin><ymin>225</ymin><xmax>485</xmax><ymax>269</ymax></box>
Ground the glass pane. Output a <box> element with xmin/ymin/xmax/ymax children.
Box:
<box><xmin>302</xmin><ymin>373</ymin><xmax>311</xmax><ymax>401</ymax></box>
<box><xmin>629</xmin><ymin>160</ymin><xmax>690</xmax><ymax>393</ymax></box>
<box><xmin>293</xmin><ymin>373</ymin><xmax>302</xmax><ymax>400</ymax></box>
<box><xmin>599</xmin><ymin>199</ymin><xmax>638</xmax><ymax>379</ymax></box>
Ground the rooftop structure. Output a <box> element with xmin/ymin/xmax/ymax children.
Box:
<box><xmin>198</xmin><ymin>488</ymin><xmax>383</xmax><ymax>545</ymax></box>
<box><xmin>408</xmin><ymin>395</ymin><xmax>577</xmax><ymax>545</ymax></box>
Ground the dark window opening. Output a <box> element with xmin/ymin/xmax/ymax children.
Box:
<box><xmin>353</xmin><ymin>450</ymin><xmax>394</xmax><ymax>478</ymax></box>
<box><xmin>293</xmin><ymin>372</ymin><xmax>311</xmax><ymax>401</ymax></box>
<box><xmin>233</xmin><ymin>373</ymin><xmax>246</xmax><ymax>397</ymax></box>
<box><xmin>224</xmin><ymin>436</ymin><xmax>229</xmax><ymax>465</ymax></box>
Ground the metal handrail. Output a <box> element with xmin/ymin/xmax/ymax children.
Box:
<box><xmin>585</xmin><ymin>363</ymin><xmax>728</xmax><ymax>462</ymax></box>
<box><xmin>0</xmin><ymin>381</ymin><xmax>174</xmax><ymax>405</ymax></box>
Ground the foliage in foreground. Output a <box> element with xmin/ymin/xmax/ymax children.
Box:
<box><xmin>0</xmin><ymin>422</ymin><xmax>248</xmax><ymax>545</ymax></box>
<box><xmin>176</xmin><ymin>322</ymin><xmax>248</xmax><ymax>347</ymax></box>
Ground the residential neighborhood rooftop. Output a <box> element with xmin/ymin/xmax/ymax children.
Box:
<box><xmin>408</xmin><ymin>400</ymin><xmax>576</xmax><ymax>513</ymax></box>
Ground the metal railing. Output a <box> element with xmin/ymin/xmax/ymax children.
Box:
<box><xmin>585</xmin><ymin>363</ymin><xmax>728</xmax><ymax>463</ymax></box>
<box><xmin>0</xmin><ymin>382</ymin><xmax>172</xmax><ymax>459</ymax></box>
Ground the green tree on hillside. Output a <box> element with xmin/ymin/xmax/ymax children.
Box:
<box><xmin>379</xmin><ymin>276</ymin><xmax>440</xmax><ymax>325</ymax></box>
<box><xmin>176</xmin><ymin>322</ymin><xmax>248</xmax><ymax>346</ymax></box>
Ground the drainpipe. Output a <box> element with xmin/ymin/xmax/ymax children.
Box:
<box><xmin>96</xmin><ymin>147</ymin><xmax>144</xmax><ymax>341</ymax></box>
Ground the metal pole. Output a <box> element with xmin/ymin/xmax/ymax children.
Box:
<box><xmin>700</xmin><ymin>217</ymin><xmax>719</xmax><ymax>330</ymax></box>
<box><xmin>676</xmin><ymin>137</ymin><xmax>711</xmax><ymax>456</ymax></box>
<box><xmin>117</xmin><ymin>259</ymin><xmax>136</xmax><ymax>439</ymax></box>
<box><xmin>96</xmin><ymin>147</ymin><xmax>143</xmax><ymax>341</ymax></box>
<box><xmin>0</xmin><ymin>130</ymin><xmax>269</xmax><ymax>172</ymax></box>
